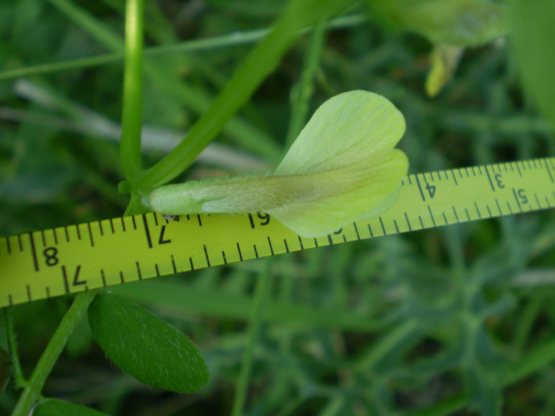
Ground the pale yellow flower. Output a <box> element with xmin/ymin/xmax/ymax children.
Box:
<box><xmin>145</xmin><ymin>91</ymin><xmax>408</xmax><ymax>237</ymax></box>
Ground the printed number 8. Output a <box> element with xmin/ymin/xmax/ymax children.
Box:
<box><xmin>43</xmin><ymin>247</ymin><xmax>59</xmax><ymax>267</ymax></box>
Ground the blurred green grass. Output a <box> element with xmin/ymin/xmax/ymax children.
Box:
<box><xmin>1</xmin><ymin>0</ymin><xmax>555</xmax><ymax>415</ymax></box>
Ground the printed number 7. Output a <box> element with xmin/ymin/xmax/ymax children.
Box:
<box><xmin>426</xmin><ymin>183</ymin><xmax>436</xmax><ymax>199</ymax></box>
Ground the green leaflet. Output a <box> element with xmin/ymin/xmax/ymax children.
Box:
<box><xmin>370</xmin><ymin>0</ymin><xmax>507</xmax><ymax>46</ymax></box>
<box><xmin>88</xmin><ymin>293</ymin><xmax>209</xmax><ymax>393</ymax></box>
<box><xmin>34</xmin><ymin>399</ymin><xmax>108</xmax><ymax>416</ymax></box>
<box><xmin>146</xmin><ymin>91</ymin><xmax>408</xmax><ymax>237</ymax></box>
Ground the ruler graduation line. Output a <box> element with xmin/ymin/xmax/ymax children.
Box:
<box><xmin>0</xmin><ymin>157</ymin><xmax>554</xmax><ymax>307</ymax></box>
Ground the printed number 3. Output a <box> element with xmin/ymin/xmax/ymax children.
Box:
<box><xmin>495</xmin><ymin>174</ymin><xmax>505</xmax><ymax>189</ymax></box>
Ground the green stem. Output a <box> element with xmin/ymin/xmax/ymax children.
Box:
<box><xmin>354</xmin><ymin>320</ymin><xmax>422</xmax><ymax>371</ymax></box>
<box><xmin>120</xmin><ymin>0</ymin><xmax>145</xmax><ymax>182</ymax></box>
<box><xmin>0</xmin><ymin>53</ymin><xmax>119</xmax><ymax>81</ymax></box>
<box><xmin>286</xmin><ymin>20</ymin><xmax>327</xmax><ymax>146</ymax></box>
<box><xmin>48</xmin><ymin>0</ymin><xmax>122</xmax><ymax>51</ymax></box>
<box><xmin>134</xmin><ymin>0</ymin><xmax>351</xmax><ymax>192</ymax></box>
<box><xmin>12</xmin><ymin>292</ymin><xmax>96</xmax><ymax>416</ymax></box>
<box><xmin>231</xmin><ymin>261</ymin><xmax>271</xmax><ymax>416</ymax></box>
<box><xmin>124</xmin><ymin>193</ymin><xmax>146</xmax><ymax>216</ymax></box>
<box><xmin>0</xmin><ymin>15</ymin><xmax>366</xmax><ymax>81</ymax></box>
<box><xmin>2</xmin><ymin>308</ymin><xmax>26</xmax><ymax>388</ymax></box>
<box><xmin>408</xmin><ymin>338</ymin><xmax>555</xmax><ymax>416</ymax></box>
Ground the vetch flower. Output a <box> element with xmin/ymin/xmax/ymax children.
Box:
<box><xmin>369</xmin><ymin>0</ymin><xmax>507</xmax><ymax>96</ymax></box>
<box><xmin>144</xmin><ymin>90</ymin><xmax>409</xmax><ymax>237</ymax></box>
<box><xmin>369</xmin><ymin>0</ymin><xmax>507</xmax><ymax>47</ymax></box>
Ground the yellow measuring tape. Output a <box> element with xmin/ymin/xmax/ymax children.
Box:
<box><xmin>1</xmin><ymin>157</ymin><xmax>554</xmax><ymax>308</ymax></box>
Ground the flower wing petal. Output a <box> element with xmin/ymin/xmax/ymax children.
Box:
<box><xmin>269</xmin><ymin>149</ymin><xmax>409</xmax><ymax>237</ymax></box>
<box><xmin>275</xmin><ymin>90</ymin><xmax>406</xmax><ymax>175</ymax></box>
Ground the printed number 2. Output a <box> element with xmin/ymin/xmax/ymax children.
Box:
<box><xmin>248</xmin><ymin>212</ymin><xmax>270</xmax><ymax>229</ymax></box>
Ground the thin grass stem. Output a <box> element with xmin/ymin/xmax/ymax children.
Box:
<box><xmin>0</xmin><ymin>15</ymin><xmax>366</xmax><ymax>81</ymax></box>
<box><xmin>286</xmin><ymin>20</ymin><xmax>327</xmax><ymax>146</ymax></box>
<box><xmin>231</xmin><ymin>261</ymin><xmax>271</xmax><ymax>416</ymax></box>
<box><xmin>11</xmin><ymin>292</ymin><xmax>96</xmax><ymax>416</ymax></box>
<box><xmin>2</xmin><ymin>308</ymin><xmax>26</xmax><ymax>388</ymax></box>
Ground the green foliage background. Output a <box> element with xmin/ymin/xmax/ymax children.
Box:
<box><xmin>1</xmin><ymin>0</ymin><xmax>555</xmax><ymax>415</ymax></box>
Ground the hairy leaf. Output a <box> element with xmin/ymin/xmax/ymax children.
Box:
<box><xmin>88</xmin><ymin>293</ymin><xmax>209</xmax><ymax>393</ymax></box>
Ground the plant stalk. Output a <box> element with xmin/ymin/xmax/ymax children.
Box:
<box><xmin>120</xmin><ymin>0</ymin><xmax>145</xmax><ymax>183</ymax></box>
<box><xmin>286</xmin><ymin>20</ymin><xmax>327</xmax><ymax>146</ymax></box>
<box><xmin>2</xmin><ymin>308</ymin><xmax>26</xmax><ymax>388</ymax></box>
<box><xmin>231</xmin><ymin>260</ymin><xmax>271</xmax><ymax>416</ymax></box>
<box><xmin>0</xmin><ymin>15</ymin><xmax>366</xmax><ymax>81</ymax></box>
<box><xmin>12</xmin><ymin>292</ymin><xmax>96</xmax><ymax>416</ymax></box>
